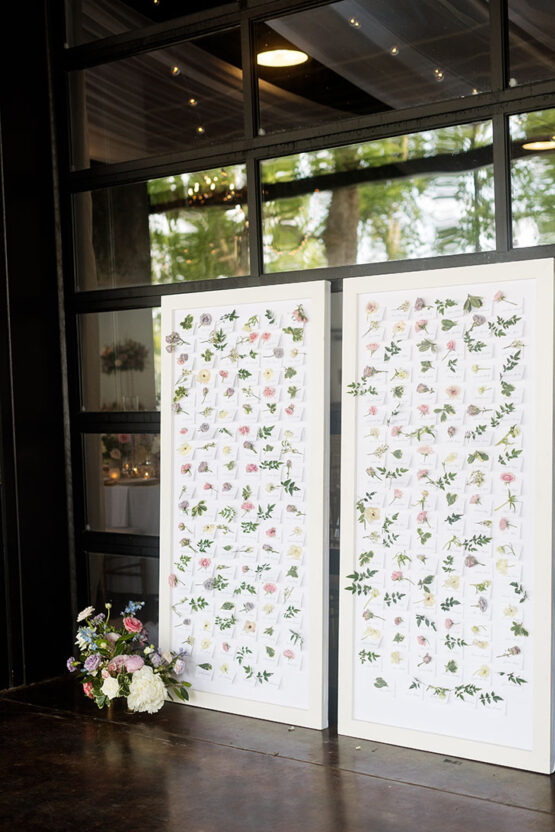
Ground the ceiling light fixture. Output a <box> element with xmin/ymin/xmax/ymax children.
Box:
<box><xmin>257</xmin><ymin>49</ymin><xmax>308</xmax><ymax>68</ymax></box>
<box><xmin>522</xmin><ymin>138</ymin><xmax>555</xmax><ymax>151</ymax></box>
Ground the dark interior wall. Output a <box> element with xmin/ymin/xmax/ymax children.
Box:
<box><xmin>0</xmin><ymin>1</ymin><xmax>72</xmax><ymax>687</ymax></box>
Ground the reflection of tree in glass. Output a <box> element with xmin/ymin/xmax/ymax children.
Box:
<box><xmin>262</xmin><ymin>122</ymin><xmax>496</xmax><ymax>272</ymax></box>
<box><xmin>510</xmin><ymin>109</ymin><xmax>555</xmax><ymax>248</ymax></box>
<box><xmin>148</xmin><ymin>166</ymin><xmax>249</xmax><ymax>282</ymax></box>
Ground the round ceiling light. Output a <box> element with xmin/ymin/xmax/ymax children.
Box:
<box><xmin>522</xmin><ymin>139</ymin><xmax>555</xmax><ymax>151</ymax></box>
<box><xmin>257</xmin><ymin>49</ymin><xmax>308</xmax><ymax>68</ymax></box>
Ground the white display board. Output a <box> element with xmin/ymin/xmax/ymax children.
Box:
<box><xmin>159</xmin><ymin>281</ymin><xmax>329</xmax><ymax>729</ymax></box>
<box><xmin>338</xmin><ymin>260</ymin><xmax>554</xmax><ymax>772</ymax></box>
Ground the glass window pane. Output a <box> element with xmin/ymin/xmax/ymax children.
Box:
<box><xmin>508</xmin><ymin>0</ymin><xmax>555</xmax><ymax>86</ymax></box>
<box><xmin>71</xmin><ymin>29</ymin><xmax>242</xmax><ymax>168</ymax></box>
<box><xmin>87</xmin><ymin>553</ymin><xmax>159</xmax><ymax>633</ymax></box>
<box><xmin>66</xmin><ymin>0</ymin><xmax>237</xmax><ymax>46</ymax></box>
<box><xmin>261</xmin><ymin>121</ymin><xmax>494</xmax><ymax>273</ymax></box>
<box><xmin>74</xmin><ymin>164</ymin><xmax>248</xmax><ymax>289</ymax></box>
<box><xmin>84</xmin><ymin>433</ymin><xmax>160</xmax><ymax>534</ymax></box>
<box><xmin>510</xmin><ymin>109</ymin><xmax>555</xmax><ymax>248</ymax></box>
<box><xmin>255</xmin><ymin>1</ymin><xmax>489</xmax><ymax>135</ymax></box>
<box><xmin>79</xmin><ymin>309</ymin><xmax>160</xmax><ymax>412</ymax></box>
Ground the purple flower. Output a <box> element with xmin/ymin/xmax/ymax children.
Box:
<box><xmin>198</xmin><ymin>461</ymin><xmax>209</xmax><ymax>473</ymax></box>
<box><xmin>415</xmin><ymin>297</ymin><xmax>425</xmax><ymax>311</ymax></box>
<box><xmin>224</xmin><ymin>387</ymin><xmax>235</xmax><ymax>397</ymax></box>
<box><xmin>84</xmin><ymin>655</ymin><xmax>101</xmax><ymax>672</ymax></box>
<box><xmin>66</xmin><ymin>657</ymin><xmax>77</xmax><ymax>672</ymax></box>
<box><xmin>125</xmin><ymin>655</ymin><xmax>144</xmax><ymax>673</ymax></box>
<box><xmin>222</xmin><ymin>482</ymin><xmax>232</xmax><ymax>492</ymax></box>
<box><xmin>174</xmin><ymin>658</ymin><xmax>185</xmax><ymax>675</ymax></box>
<box><xmin>199</xmin><ymin>313</ymin><xmax>212</xmax><ymax>326</ymax></box>
<box><xmin>178</xmin><ymin>500</ymin><xmax>189</xmax><ymax>511</ymax></box>
<box><xmin>273</xmin><ymin>347</ymin><xmax>284</xmax><ymax>359</ymax></box>
<box><xmin>150</xmin><ymin>652</ymin><xmax>162</xmax><ymax>667</ymax></box>
<box><xmin>477</xmin><ymin>597</ymin><xmax>488</xmax><ymax>612</ymax></box>
<box><xmin>199</xmin><ymin>423</ymin><xmax>210</xmax><ymax>433</ymax></box>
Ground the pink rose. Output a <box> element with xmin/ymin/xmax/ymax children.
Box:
<box><xmin>266</xmin><ymin>528</ymin><xmax>276</xmax><ymax>538</ymax></box>
<box><xmin>368</xmin><ymin>406</ymin><xmax>377</xmax><ymax>416</ymax></box>
<box><xmin>249</xmin><ymin>332</ymin><xmax>258</xmax><ymax>342</ymax></box>
<box><xmin>417</xmin><ymin>511</ymin><xmax>427</xmax><ymax>523</ymax></box>
<box><xmin>83</xmin><ymin>682</ymin><xmax>94</xmax><ymax>698</ymax></box>
<box><xmin>203</xmin><ymin>482</ymin><xmax>213</xmax><ymax>490</ymax></box>
<box><xmin>263</xmin><ymin>582</ymin><xmax>277</xmax><ymax>594</ymax></box>
<box><xmin>180</xmin><ymin>428</ymin><xmax>188</xmax><ymax>435</ymax></box>
<box><xmin>199</xmin><ymin>558</ymin><xmax>211</xmax><ymax>569</ymax></box>
<box><xmin>414</xmin><ymin>319</ymin><xmax>427</xmax><ymax>332</ymax></box>
<box><xmin>219</xmin><ymin>369</ymin><xmax>229</xmax><ymax>379</ymax></box>
<box><xmin>445</xmin><ymin>618</ymin><xmax>454</xmax><ymax>630</ymax></box>
<box><xmin>242</xmin><ymin>565</ymin><xmax>249</xmax><ymax>573</ymax></box>
<box><xmin>418</xmin><ymin>404</ymin><xmax>429</xmax><ymax>415</ymax></box>
<box><xmin>168</xmin><ymin>573</ymin><xmax>177</xmax><ymax>588</ymax></box>
<box><xmin>446</xmin><ymin>340</ymin><xmax>455</xmax><ymax>351</ymax></box>
<box><xmin>181</xmin><ymin>463</ymin><xmax>191</xmax><ymax>474</ymax></box>
<box><xmin>283</xmin><ymin>649</ymin><xmax>295</xmax><ymax>661</ymax></box>
<box><xmin>391</xmin><ymin>426</ymin><xmax>402</xmax><ymax>437</ymax></box>
<box><xmin>246</xmin><ymin>464</ymin><xmax>258</xmax><ymax>473</ymax></box>
<box><xmin>101</xmin><ymin>669</ymin><xmax>109</xmax><ymax>679</ymax></box>
<box><xmin>123</xmin><ymin>616</ymin><xmax>142</xmax><ymax>634</ymax></box>
<box><xmin>263</xmin><ymin>386</ymin><xmax>276</xmax><ymax>398</ymax></box>
<box><xmin>391</xmin><ymin>570</ymin><xmax>403</xmax><ymax>581</ymax></box>
<box><xmin>394</xmin><ymin>489</ymin><xmax>403</xmax><ymax>499</ymax></box>
<box><xmin>493</xmin><ymin>290</ymin><xmax>504</xmax><ymax>302</ymax></box>
<box><xmin>285</xmin><ymin>405</ymin><xmax>294</xmax><ymax>415</ymax></box>
<box><xmin>394</xmin><ymin>617</ymin><xmax>403</xmax><ymax>626</ymax></box>
<box><xmin>117</xmin><ymin>434</ymin><xmax>131</xmax><ymax>444</ymax></box>
<box><xmin>501</xmin><ymin>472</ymin><xmax>515</xmax><ymax>483</ymax></box>
<box><xmin>417</xmin><ymin>469</ymin><xmax>428</xmax><ymax>480</ymax></box>
<box><xmin>469</xmin><ymin>494</ymin><xmax>480</xmax><ymax>504</ymax></box>
<box><xmin>499</xmin><ymin>517</ymin><xmax>508</xmax><ymax>531</ymax></box>
<box><xmin>260</xmin><ymin>332</ymin><xmax>271</xmax><ymax>341</ymax></box>
<box><xmin>125</xmin><ymin>655</ymin><xmax>144</xmax><ymax>673</ymax></box>
<box><xmin>241</xmin><ymin>501</ymin><xmax>254</xmax><ymax>511</ymax></box>
<box><xmin>238</xmin><ymin>425</ymin><xmax>250</xmax><ymax>435</ymax></box>
<box><xmin>107</xmin><ymin>654</ymin><xmax>127</xmax><ymax>674</ymax></box>
<box><xmin>418</xmin><ymin>445</ymin><xmax>433</xmax><ymax>458</ymax></box>
<box><xmin>367</xmin><ymin>343</ymin><xmax>379</xmax><ymax>354</ymax></box>
<box><xmin>417</xmin><ymin>635</ymin><xmax>427</xmax><ymax>646</ymax></box>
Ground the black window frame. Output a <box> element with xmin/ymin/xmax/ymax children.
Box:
<box><xmin>48</xmin><ymin>0</ymin><xmax>555</xmax><ymax>608</ymax></box>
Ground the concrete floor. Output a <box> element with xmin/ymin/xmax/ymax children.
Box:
<box><xmin>1</xmin><ymin>678</ymin><xmax>554</xmax><ymax>831</ymax></box>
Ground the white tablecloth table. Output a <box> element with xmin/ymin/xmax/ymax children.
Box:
<box><xmin>104</xmin><ymin>481</ymin><xmax>160</xmax><ymax>535</ymax></box>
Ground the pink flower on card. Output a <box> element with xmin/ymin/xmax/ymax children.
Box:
<box><xmin>260</xmin><ymin>332</ymin><xmax>271</xmax><ymax>342</ymax></box>
<box><xmin>199</xmin><ymin>558</ymin><xmax>211</xmax><ymax>569</ymax></box>
<box><xmin>417</xmin><ymin>511</ymin><xmax>427</xmax><ymax>524</ymax></box>
<box><xmin>417</xmin><ymin>635</ymin><xmax>427</xmax><ymax>646</ymax></box>
<box><xmin>263</xmin><ymin>386</ymin><xmax>276</xmax><ymax>398</ymax></box>
<box><xmin>283</xmin><ymin>649</ymin><xmax>295</xmax><ymax>661</ymax></box>
<box><xmin>246</xmin><ymin>463</ymin><xmax>258</xmax><ymax>473</ymax></box>
<box><xmin>417</xmin><ymin>469</ymin><xmax>428</xmax><ymax>480</ymax></box>
<box><xmin>367</xmin><ymin>343</ymin><xmax>379</xmax><ymax>354</ymax></box>
<box><xmin>391</xmin><ymin>571</ymin><xmax>403</xmax><ymax>581</ymax></box>
<box><xmin>219</xmin><ymin>369</ymin><xmax>229</xmax><ymax>379</ymax></box>
<box><xmin>391</xmin><ymin>426</ymin><xmax>402</xmax><ymax>437</ymax></box>
<box><xmin>238</xmin><ymin>425</ymin><xmax>250</xmax><ymax>436</ymax></box>
<box><xmin>469</xmin><ymin>494</ymin><xmax>480</xmax><ymax>504</ymax></box>
<box><xmin>168</xmin><ymin>573</ymin><xmax>177</xmax><ymax>588</ymax></box>
<box><xmin>499</xmin><ymin>517</ymin><xmax>509</xmax><ymax>531</ymax></box>
<box><xmin>366</xmin><ymin>301</ymin><xmax>378</xmax><ymax>314</ymax></box>
<box><xmin>263</xmin><ymin>582</ymin><xmax>277</xmax><ymax>595</ymax></box>
<box><xmin>285</xmin><ymin>405</ymin><xmax>295</xmax><ymax>416</ymax></box>
<box><xmin>501</xmin><ymin>472</ymin><xmax>515</xmax><ymax>484</ymax></box>
<box><xmin>368</xmin><ymin>406</ymin><xmax>377</xmax><ymax>416</ymax></box>
<box><xmin>445</xmin><ymin>618</ymin><xmax>454</xmax><ymax>630</ymax></box>
<box><xmin>446</xmin><ymin>340</ymin><xmax>456</xmax><ymax>351</ymax></box>
<box><xmin>241</xmin><ymin>501</ymin><xmax>254</xmax><ymax>512</ymax></box>
<box><xmin>414</xmin><ymin>319</ymin><xmax>428</xmax><ymax>332</ymax></box>
<box><xmin>249</xmin><ymin>332</ymin><xmax>258</xmax><ymax>342</ymax></box>
<box><xmin>266</xmin><ymin>527</ymin><xmax>276</xmax><ymax>538</ymax></box>
<box><xmin>418</xmin><ymin>404</ymin><xmax>429</xmax><ymax>416</ymax></box>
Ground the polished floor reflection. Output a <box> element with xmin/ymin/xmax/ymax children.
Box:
<box><xmin>1</xmin><ymin>678</ymin><xmax>554</xmax><ymax>831</ymax></box>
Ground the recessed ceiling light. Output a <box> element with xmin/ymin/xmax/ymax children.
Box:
<box><xmin>390</xmin><ymin>45</ymin><xmax>399</xmax><ymax>56</ymax></box>
<box><xmin>257</xmin><ymin>49</ymin><xmax>308</xmax><ymax>68</ymax></box>
<box><xmin>522</xmin><ymin>139</ymin><xmax>555</xmax><ymax>151</ymax></box>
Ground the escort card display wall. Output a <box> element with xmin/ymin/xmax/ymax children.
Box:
<box><xmin>159</xmin><ymin>281</ymin><xmax>329</xmax><ymax>729</ymax></box>
<box><xmin>338</xmin><ymin>260</ymin><xmax>555</xmax><ymax>772</ymax></box>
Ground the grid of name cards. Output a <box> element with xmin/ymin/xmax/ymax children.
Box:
<box><xmin>338</xmin><ymin>260</ymin><xmax>555</xmax><ymax>772</ymax></box>
<box><xmin>159</xmin><ymin>281</ymin><xmax>329</xmax><ymax>729</ymax></box>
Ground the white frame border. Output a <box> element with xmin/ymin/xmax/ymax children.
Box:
<box><xmin>338</xmin><ymin>259</ymin><xmax>555</xmax><ymax>773</ymax></box>
<box><xmin>159</xmin><ymin>280</ymin><xmax>330</xmax><ymax>730</ymax></box>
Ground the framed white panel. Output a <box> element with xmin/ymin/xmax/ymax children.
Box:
<box><xmin>159</xmin><ymin>281</ymin><xmax>329</xmax><ymax>729</ymax></box>
<box><xmin>338</xmin><ymin>260</ymin><xmax>554</xmax><ymax>772</ymax></box>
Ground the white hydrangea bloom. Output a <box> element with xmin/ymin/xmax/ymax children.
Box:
<box><xmin>127</xmin><ymin>666</ymin><xmax>167</xmax><ymax>714</ymax></box>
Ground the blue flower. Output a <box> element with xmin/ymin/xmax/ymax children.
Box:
<box><xmin>121</xmin><ymin>600</ymin><xmax>145</xmax><ymax>616</ymax></box>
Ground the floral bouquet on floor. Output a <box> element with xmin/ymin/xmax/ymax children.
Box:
<box><xmin>66</xmin><ymin>601</ymin><xmax>190</xmax><ymax>713</ymax></box>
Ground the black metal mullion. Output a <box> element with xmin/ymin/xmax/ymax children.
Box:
<box><xmin>247</xmin><ymin>157</ymin><xmax>263</xmax><ymax>278</ymax></box>
<box><xmin>492</xmin><ymin>113</ymin><xmax>512</xmax><ymax>252</ymax></box>
<box><xmin>80</xmin><ymin>531</ymin><xmax>160</xmax><ymax>559</ymax></box>
<box><xmin>66</xmin><ymin>83</ymin><xmax>555</xmax><ymax>194</ymax></box>
<box><xmin>489</xmin><ymin>0</ymin><xmax>509</xmax><ymax>92</ymax></box>
<box><xmin>78</xmin><ymin>413</ymin><xmax>161</xmax><ymax>433</ymax></box>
